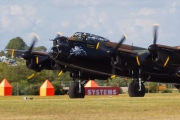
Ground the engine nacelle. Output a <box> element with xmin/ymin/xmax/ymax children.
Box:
<box><xmin>26</xmin><ymin>57</ymin><xmax>55</xmax><ymax>72</ymax></box>
<box><xmin>114</xmin><ymin>55</ymin><xmax>136</xmax><ymax>70</ymax></box>
<box><xmin>152</xmin><ymin>51</ymin><xmax>170</xmax><ymax>67</ymax></box>
<box><xmin>26</xmin><ymin>58</ymin><xmax>42</xmax><ymax>72</ymax></box>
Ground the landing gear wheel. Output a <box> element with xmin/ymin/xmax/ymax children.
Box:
<box><xmin>68</xmin><ymin>82</ymin><xmax>85</xmax><ymax>98</ymax></box>
<box><xmin>128</xmin><ymin>80</ymin><xmax>145</xmax><ymax>97</ymax></box>
<box><xmin>174</xmin><ymin>84</ymin><xmax>180</xmax><ymax>92</ymax></box>
<box><xmin>174</xmin><ymin>84</ymin><xmax>180</xmax><ymax>89</ymax></box>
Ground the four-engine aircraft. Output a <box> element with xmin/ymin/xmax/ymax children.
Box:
<box><xmin>6</xmin><ymin>24</ymin><xmax>180</xmax><ymax>98</ymax></box>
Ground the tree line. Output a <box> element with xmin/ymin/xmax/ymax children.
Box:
<box><xmin>0</xmin><ymin>60</ymin><xmax>129</xmax><ymax>95</ymax></box>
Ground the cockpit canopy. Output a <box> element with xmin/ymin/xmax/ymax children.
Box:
<box><xmin>72</xmin><ymin>32</ymin><xmax>110</xmax><ymax>43</ymax></box>
<box><xmin>52</xmin><ymin>32</ymin><xmax>110</xmax><ymax>47</ymax></box>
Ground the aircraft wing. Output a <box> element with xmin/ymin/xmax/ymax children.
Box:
<box><xmin>117</xmin><ymin>48</ymin><xmax>137</xmax><ymax>54</ymax></box>
<box><xmin>148</xmin><ymin>44</ymin><xmax>180</xmax><ymax>67</ymax></box>
<box><xmin>6</xmin><ymin>49</ymin><xmax>49</xmax><ymax>56</ymax></box>
<box><xmin>106</xmin><ymin>47</ymin><xmax>140</xmax><ymax>74</ymax></box>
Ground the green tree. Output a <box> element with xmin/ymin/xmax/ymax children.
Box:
<box><xmin>0</xmin><ymin>60</ymin><xmax>73</xmax><ymax>95</ymax></box>
<box><xmin>101</xmin><ymin>77</ymin><xmax>129</xmax><ymax>87</ymax></box>
<box><xmin>0</xmin><ymin>50</ymin><xmax>5</xmax><ymax>56</ymax></box>
<box><xmin>146</xmin><ymin>82</ymin><xmax>157</xmax><ymax>93</ymax></box>
<box><xmin>52</xmin><ymin>81</ymin><xmax>65</xmax><ymax>95</ymax></box>
<box><xmin>6</xmin><ymin>37</ymin><xmax>27</xmax><ymax>50</ymax></box>
<box><xmin>33</xmin><ymin>46</ymin><xmax>47</xmax><ymax>52</ymax></box>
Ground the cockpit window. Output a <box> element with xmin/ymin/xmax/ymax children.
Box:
<box><xmin>72</xmin><ymin>32</ymin><xmax>110</xmax><ymax>43</ymax></box>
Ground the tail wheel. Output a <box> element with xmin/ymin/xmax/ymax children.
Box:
<box><xmin>128</xmin><ymin>80</ymin><xmax>145</xmax><ymax>97</ymax></box>
<box><xmin>68</xmin><ymin>82</ymin><xmax>85</xmax><ymax>98</ymax></box>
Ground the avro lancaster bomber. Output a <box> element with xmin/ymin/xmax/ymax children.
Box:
<box><xmin>7</xmin><ymin>25</ymin><xmax>180</xmax><ymax>98</ymax></box>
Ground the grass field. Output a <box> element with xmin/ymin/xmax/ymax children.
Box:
<box><xmin>0</xmin><ymin>93</ymin><xmax>180</xmax><ymax>120</ymax></box>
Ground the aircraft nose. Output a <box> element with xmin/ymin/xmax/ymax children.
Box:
<box><xmin>49</xmin><ymin>47</ymin><xmax>60</xmax><ymax>59</ymax></box>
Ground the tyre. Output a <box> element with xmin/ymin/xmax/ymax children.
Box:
<box><xmin>68</xmin><ymin>82</ymin><xmax>85</xmax><ymax>98</ymax></box>
<box><xmin>174</xmin><ymin>84</ymin><xmax>180</xmax><ymax>90</ymax></box>
<box><xmin>128</xmin><ymin>80</ymin><xmax>145</xmax><ymax>97</ymax></box>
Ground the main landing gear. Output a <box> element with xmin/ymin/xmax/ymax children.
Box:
<box><xmin>128</xmin><ymin>69</ymin><xmax>145</xmax><ymax>97</ymax></box>
<box><xmin>69</xmin><ymin>82</ymin><xmax>85</xmax><ymax>98</ymax></box>
<box><xmin>68</xmin><ymin>71</ymin><xmax>85</xmax><ymax>98</ymax></box>
<box><xmin>128</xmin><ymin>80</ymin><xmax>145</xmax><ymax>97</ymax></box>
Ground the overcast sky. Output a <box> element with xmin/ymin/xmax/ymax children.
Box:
<box><xmin>0</xmin><ymin>0</ymin><xmax>180</xmax><ymax>51</ymax></box>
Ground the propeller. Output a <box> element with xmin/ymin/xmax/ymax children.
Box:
<box><xmin>57</xmin><ymin>32</ymin><xmax>62</xmax><ymax>37</ymax></box>
<box><xmin>114</xmin><ymin>34</ymin><xmax>127</xmax><ymax>52</ymax></box>
<box><xmin>96</xmin><ymin>34</ymin><xmax>127</xmax><ymax>77</ymax></box>
<box><xmin>22</xmin><ymin>33</ymin><xmax>39</xmax><ymax>60</ymax></box>
<box><xmin>103</xmin><ymin>34</ymin><xmax>127</xmax><ymax>78</ymax></box>
<box><xmin>55</xmin><ymin>63</ymin><xmax>64</xmax><ymax>76</ymax></box>
<box><xmin>96</xmin><ymin>34</ymin><xmax>127</xmax><ymax>56</ymax></box>
<box><xmin>51</xmin><ymin>59</ymin><xmax>64</xmax><ymax>76</ymax></box>
<box><xmin>148</xmin><ymin>24</ymin><xmax>159</xmax><ymax>55</ymax></box>
<box><xmin>96</xmin><ymin>34</ymin><xmax>126</xmax><ymax>78</ymax></box>
<box><xmin>153</xmin><ymin>24</ymin><xmax>159</xmax><ymax>44</ymax></box>
<box><xmin>27</xmin><ymin>73</ymin><xmax>35</xmax><ymax>79</ymax></box>
<box><xmin>148</xmin><ymin>24</ymin><xmax>171</xmax><ymax>67</ymax></box>
<box><xmin>24</xmin><ymin>33</ymin><xmax>40</xmax><ymax>65</ymax></box>
<box><xmin>11</xmin><ymin>49</ymin><xmax>15</xmax><ymax>59</ymax></box>
<box><xmin>110</xmin><ymin>34</ymin><xmax>127</xmax><ymax>77</ymax></box>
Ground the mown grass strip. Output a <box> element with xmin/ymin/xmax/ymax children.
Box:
<box><xmin>0</xmin><ymin>94</ymin><xmax>180</xmax><ymax>120</ymax></box>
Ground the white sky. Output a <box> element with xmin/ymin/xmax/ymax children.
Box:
<box><xmin>0</xmin><ymin>0</ymin><xmax>180</xmax><ymax>51</ymax></box>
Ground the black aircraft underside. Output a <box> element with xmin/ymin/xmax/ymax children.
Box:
<box><xmin>53</xmin><ymin>53</ymin><xmax>180</xmax><ymax>84</ymax></box>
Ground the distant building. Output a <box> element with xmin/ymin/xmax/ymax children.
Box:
<box><xmin>0</xmin><ymin>56</ymin><xmax>17</xmax><ymax>66</ymax></box>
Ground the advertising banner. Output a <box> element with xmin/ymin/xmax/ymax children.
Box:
<box><xmin>85</xmin><ymin>87</ymin><xmax>120</xmax><ymax>95</ymax></box>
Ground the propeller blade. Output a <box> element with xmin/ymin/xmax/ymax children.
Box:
<box><xmin>164</xmin><ymin>56</ymin><xmax>170</xmax><ymax>67</ymax></box>
<box><xmin>22</xmin><ymin>33</ymin><xmax>39</xmax><ymax>59</ymax></box>
<box><xmin>153</xmin><ymin>24</ymin><xmax>159</xmax><ymax>45</ymax></box>
<box><xmin>114</xmin><ymin>34</ymin><xmax>127</xmax><ymax>51</ymax></box>
<box><xmin>55</xmin><ymin>62</ymin><xmax>64</xmax><ymax>76</ymax></box>
<box><xmin>29</xmin><ymin>33</ymin><xmax>39</xmax><ymax>52</ymax></box>
<box><xmin>96</xmin><ymin>42</ymin><xmax>110</xmax><ymax>52</ymax></box>
<box><xmin>96</xmin><ymin>34</ymin><xmax>127</xmax><ymax>56</ymax></box>
<box><xmin>109</xmin><ymin>34</ymin><xmax>127</xmax><ymax>76</ymax></box>
<box><xmin>96</xmin><ymin>34</ymin><xmax>127</xmax><ymax>76</ymax></box>
<box><xmin>58</xmin><ymin>70</ymin><xmax>63</xmax><ymax>76</ymax></box>
<box><xmin>57</xmin><ymin>32</ymin><xmax>62</xmax><ymax>37</ymax></box>
<box><xmin>148</xmin><ymin>24</ymin><xmax>159</xmax><ymax>55</ymax></box>
<box><xmin>36</xmin><ymin>56</ymin><xmax>39</xmax><ymax>64</ymax></box>
<box><xmin>27</xmin><ymin>73</ymin><xmax>35</xmax><ymax>79</ymax></box>
<box><xmin>111</xmin><ymin>75</ymin><xmax>116</xmax><ymax>79</ymax></box>
<box><xmin>11</xmin><ymin>49</ymin><xmax>14</xmax><ymax>59</ymax></box>
<box><xmin>136</xmin><ymin>56</ymin><xmax>140</xmax><ymax>66</ymax></box>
